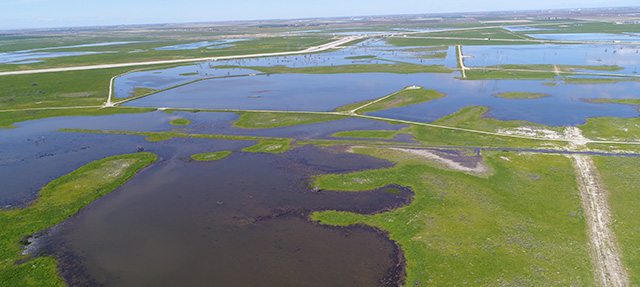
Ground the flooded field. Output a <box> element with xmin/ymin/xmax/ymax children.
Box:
<box><xmin>122</xmin><ymin>71</ymin><xmax>640</xmax><ymax>126</ymax></box>
<box><xmin>463</xmin><ymin>44</ymin><xmax>640</xmax><ymax>74</ymax></box>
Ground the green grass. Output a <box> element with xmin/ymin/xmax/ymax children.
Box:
<box><xmin>402</xmin><ymin>46</ymin><xmax>448</xmax><ymax>52</ymax></box>
<box><xmin>433</xmin><ymin>106</ymin><xmax>561</xmax><ymax>134</ymax></box>
<box><xmin>242</xmin><ymin>139</ymin><xmax>292</xmax><ymax>153</ymax></box>
<box><xmin>234</xmin><ymin>112</ymin><xmax>346</xmax><ymax>129</ymax></box>
<box><xmin>335</xmin><ymin>87</ymin><xmax>445</xmax><ymax>114</ymax></box>
<box><xmin>247</xmin><ymin>62</ymin><xmax>452</xmax><ymax>74</ymax></box>
<box><xmin>0</xmin><ymin>152</ymin><xmax>157</xmax><ymax>286</ymax></box>
<box><xmin>0</xmin><ymin>107</ymin><xmax>155</xmax><ymax>129</ymax></box>
<box><xmin>579</xmin><ymin>116</ymin><xmax>640</xmax><ymax>141</ymax></box>
<box><xmin>128</xmin><ymin>87</ymin><xmax>158</xmax><ymax>97</ymax></box>
<box><xmin>0</xmin><ymin>67</ymin><xmax>130</xmax><ymax>110</ymax></box>
<box><xmin>563</xmin><ymin>78</ymin><xmax>640</xmax><ymax>85</ymax></box>
<box><xmin>465</xmin><ymin>69</ymin><xmax>557</xmax><ymax>80</ymax></box>
<box><xmin>191</xmin><ymin>151</ymin><xmax>233</xmax><ymax>161</ymax></box>
<box><xmin>419</xmin><ymin>52</ymin><xmax>447</xmax><ymax>59</ymax></box>
<box><xmin>356</xmin><ymin>88</ymin><xmax>445</xmax><ymax>114</ymax></box>
<box><xmin>310</xmin><ymin>147</ymin><xmax>592</xmax><ymax>286</ymax></box>
<box><xmin>387</xmin><ymin>38</ymin><xmax>537</xmax><ymax>47</ymax></box>
<box><xmin>541</xmin><ymin>82</ymin><xmax>560</xmax><ymax>86</ymax></box>
<box><xmin>344</xmin><ymin>55</ymin><xmax>377</xmax><ymax>59</ymax></box>
<box><xmin>0</xmin><ymin>36</ymin><xmax>335</xmax><ymax>72</ymax></box>
<box><xmin>582</xmin><ymin>98</ymin><xmax>640</xmax><ymax>105</ymax></box>
<box><xmin>169</xmin><ymin>118</ymin><xmax>191</xmax><ymax>126</ymax></box>
<box><xmin>493</xmin><ymin>92</ymin><xmax>551</xmax><ymax>99</ymax></box>
<box><xmin>593</xmin><ymin>156</ymin><xmax>640</xmax><ymax>286</ymax></box>
<box><xmin>331</xmin><ymin>130</ymin><xmax>401</xmax><ymax>139</ymax></box>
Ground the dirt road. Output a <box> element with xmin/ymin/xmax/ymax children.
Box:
<box><xmin>572</xmin><ymin>154</ymin><xmax>629</xmax><ymax>287</ymax></box>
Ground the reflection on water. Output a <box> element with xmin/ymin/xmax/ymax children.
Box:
<box><xmin>526</xmin><ymin>33</ymin><xmax>640</xmax><ymax>42</ymax></box>
<box><xmin>123</xmin><ymin>72</ymin><xmax>640</xmax><ymax>126</ymax></box>
<box><xmin>0</xmin><ymin>111</ymin><xmax>404</xmax><ymax>207</ymax></box>
<box><xmin>42</xmin><ymin>145</ymin><xmax>409</xmax><ymax>286</ymax></box>
<box><xmin>463</xmin><ymin>44</ymin><xmax>640</xmax><ymax>74</ymax></box>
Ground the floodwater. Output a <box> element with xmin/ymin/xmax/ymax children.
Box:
<box><xmin>0</xmin><ymin>51</ymin><xmax>118</xmax><ymax>65</ymax></box>
<box><xmin>39</xmin><ymin>145</ymin><xmax>409</xmax><ymax>286</ymax></box>
<box><xmin>153</xmin><ymin>39</ymin><xmax>247</xmax><ymax>51</ymax></box>
<box><xmin>526</xmin><ymin>33</ymin><xmax>640</xmax><ymax>42</ymax></box>
<box><xmin>113</xmin><ymin>65</ymin><xmax>258</xmax><ymax>98</ymax></box>
<box><xmin>463</xmin><ymin>44</ymin><xmax>640</xmax><ymax>74</ymax></box>
<box><xmin>0</xmin><ymin>110</ymin><xmax>407</xmax><ymax>207</ymax></box>
<box><xmin>123</xmin><ymin>72</ymin><xmax>640</xmax><ymax>126</ymax></box>
<box><xmin>205</xmin><ymin>39</ymin><xmax>457</xmax><ymax>68</ymax></box>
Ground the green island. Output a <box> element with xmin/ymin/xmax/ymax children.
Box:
<box><xmin>169</xmin><ymin>118</ymin><xmax>191</xmax><ymax>126</ymax></box>
<box><xmin>191</xmin><ymin>151</ymin><xmax>233</xmax><ymax>161</ymax></box>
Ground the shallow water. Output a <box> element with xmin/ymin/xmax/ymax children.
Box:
<box><xmin>0</xmin><ymin>51</ymin><xmax>118</xmax><ymax>65</ymax></box>
<box><xmin>0</xmin><ymin>110</ymin><xmax>406</xmax><ymax>207</ymax></box>
<box><xmin>153</xmin><ymin>39</ymin><xmax>247</xmax><ymax>51</ymax></box>
<box><xmin>41</xmin><ymin>145</ymin><xmax>408</xmax><ymax>286</ymax></box>
<box><xmin>123</xmin><ymin>72</ymin><xmax>640</xmax><ymax>126</ymax></box>
<box><xmin>527</xmin><ymin>33</ymin><xmax>640</xmax><ymax>42</ymax></box>
<box><xmin>114</xmin><ymin>65</ymin><xmax>258</xmax><ymax>98</ymax></box>
<box><xmin>463</xmin><ymin>44</ymin><xmax>640</xmax><ymax>74</ymax></box>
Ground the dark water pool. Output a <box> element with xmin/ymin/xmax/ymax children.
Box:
<box><xmin>39</xmin><ymin>145</ymin><xmax>409</xmax><ymax>286</ymax></box>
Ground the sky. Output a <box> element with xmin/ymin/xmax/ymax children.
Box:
<box><xmin>0</xmin><ymin>0</ymin><xmax>637</xmax><ymax>30</ymax></box>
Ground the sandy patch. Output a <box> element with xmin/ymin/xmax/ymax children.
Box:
<box><xmin>391</xmin><ymin>148</ymin><xmax>489</xmax><ymax>174</ymax></box>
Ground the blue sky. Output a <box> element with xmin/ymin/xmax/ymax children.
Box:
<box><xmin>0</xmin><ymin>0</ymin><xmax>637</xmax><ymax>30</ymax></box>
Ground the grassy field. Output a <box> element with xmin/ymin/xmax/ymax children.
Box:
<box><xmin>0</xmin><ymin>36</ymin><xmax>335</xmax><ymax>72</ymax></box>
<box><xmin>233</xmin><ymin>112</ymin><xmax>346</xmax><ymax>129</ymax></box>
<box><xmin>579</xmin><ymin>116</ymin><xmax>640</xmax><ymax>141</ymax></box>
<box><xmin>191</xmin><ymin>151</ymin><xmax>233</xmax><ymax>161</ymax></box>
<box><xmin>331</xmin><ymin>130</ymin><xmax>402</xmax><ymax>139</ymax></box>
<box><xmin>493</xmin><ymin>92</ymin><xmax>551</xmax><ymax>99</ymax></box>
<box><xmin>242</xmin><ymin>139</ymin><xmax>292</xmax><ymax>153</ymax></box>
<box><xmin>335</xmin><ymin>88</ymin><xmax>445</xmax><ymax>113</ymax></box>
<box><xmin>0</xmin><ymin>107</ymin><xmax>155</xmax><ymax>129</ymax></box>
<box><xmin>310</xmin><ymin>147</ymin><xmax>593</xmax><ymax>286</ymax></box>
<box><xmin>387</xmin><ymin>38</ymin><xmax>538</xmax><ymax>47</ymax></box>
<box><xmin>593</xmin><ymin>156</ymin><xmax>640</xmax><ymax>286</ymax></box>
<box><xmin>0</xmin><ymin>152</ymin><xmax>157</xmax><ymax>286</ymax></box>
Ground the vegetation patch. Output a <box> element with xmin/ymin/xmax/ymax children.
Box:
<box><xmin>419</xmin><ymin>52</ymin><xmax>447</xmax><ymax>59</ymax></box>
<box><xmin>579</xmin><ymin>116</ymin><xmax>640</xmax><ymax>142</ymax></box>
<box><xmin>541</xmin><ymin>82</ymin><xmax>560</xmax><ymax>86</ymax></box>
<box><xmin>336</xmin><ymin>87</ymin><xmax>445</xmax><ymax>114</ymax></box>
<box><xmin>331</xmin><ymin>130</ymin><xmax>400</xmax><ymax>139</ymax></box>
<box><xmin>344</xmin><ymin>55</ymin><xmax>377</xmax><ymax>60</ymax></box>
<box><xmin>242</xmin><ymin>139</ymin><xmax>292</xmax><ymax>153</ymax></box>
<box><xmin>248</xmin><ymin>62</ymin><xmax>452</xmax><ymax>74</ymax></box>
<box><xmin>191</xmin><ymin>151</ymin><xmax>233</xmax><ymax>161</ymax></box>
<box><xmin>128</xmin><ymin>87</ymin><xmax>157</xmax><ymax>98</ymax></box>
<box><xmin>169</xmin><ymin>118</ymin><xmax>191</xmax><ymax>126</ymax></box>
<box><xmin>234</xmin><ymin>112</ymin><xmax>346</xmax><ymax>129</ymax></box>
<box><xmin>310</xmin><ymin>148</ymin><xmax>592</xmax><ymax>286</ymax></box>
<box><xmin>582</xmin><ymin>98</ymin><xmax>640</xmax><ymax>106</ymax></box>
<box><xmin>0</xmin><ymin>107</ymin><xmax>155</xmax><ymax>129</ymax></box>
<box><xmin>0</xmin><ymin>152</ymin><xmax>157</xmax><ymax>286</ymax></box>
<box><xmin>493</xmin><ymin>92</ymin><xmax>551</xmax><ymax>99</ymax></box>
<box><xmin>594</xmin><ymin>156</ymin><xmax>640</xmax><ymax>286</ymax></box>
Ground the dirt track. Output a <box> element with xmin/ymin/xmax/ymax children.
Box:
<box><xmin>572</xmin><ymin>154</ymin><xmax>629</xmax><ymax>287</ymax></box>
